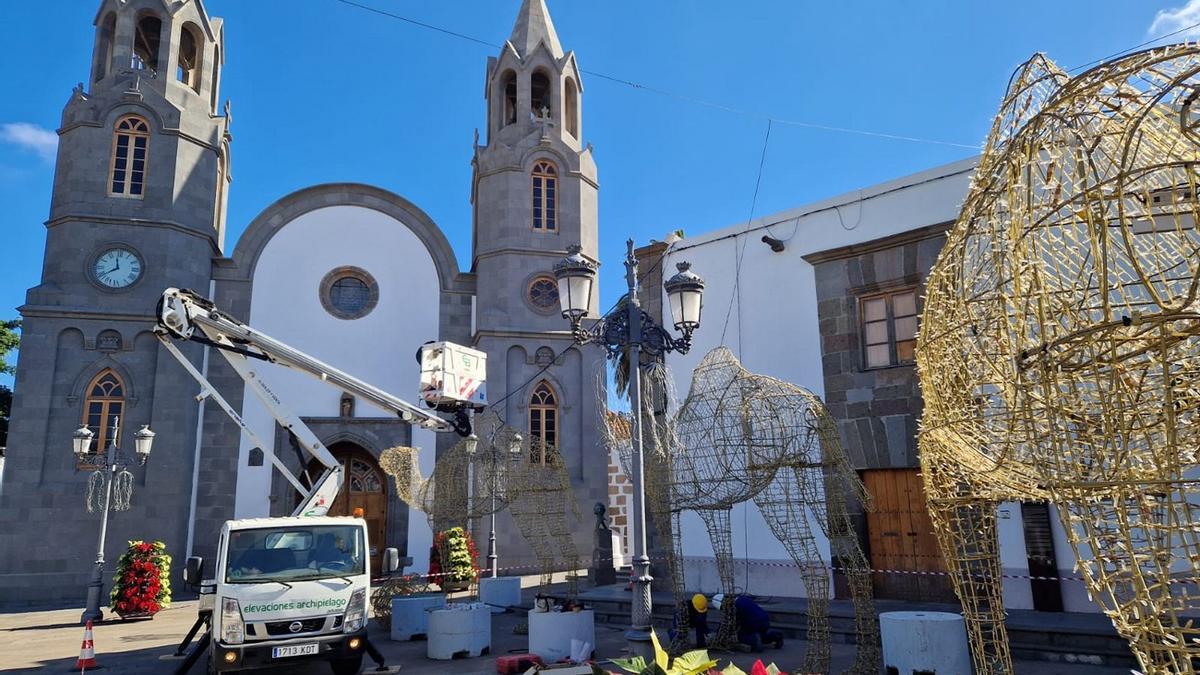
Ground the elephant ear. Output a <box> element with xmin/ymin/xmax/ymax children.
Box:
<box><xmin>982</xmin><ymin>53</ymin><xmax>1069</xmax><ymax>161</ymax></box>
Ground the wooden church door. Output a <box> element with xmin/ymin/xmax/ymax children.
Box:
<box><xmin>309</xmin><ymin>442</ymin><xmax>389</xmax><ymax>573</ymax></box>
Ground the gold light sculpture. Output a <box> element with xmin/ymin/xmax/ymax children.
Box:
<box><xmin>628</xmin><ymin>348</ymin><xmax>879</xmax><ymax>673</ymax></box>
<box><xmin>917</xmin><ymin>45</ymin><xmax>1200</xmax><ymax>674</ymax></box>
<box><xmin>380</xmin><ymin>410</ymin><xmax>582</xmax><ymax>600</ymax></box>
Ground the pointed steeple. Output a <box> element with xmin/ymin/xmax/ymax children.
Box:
<box><xmin>508</xmin><ymin>0</ymin><xmax>563</xmax><ymax>59</ymax></box>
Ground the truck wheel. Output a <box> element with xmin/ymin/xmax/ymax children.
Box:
<box><xmin>330</xmin><ymin>654</ymin><xmax>363</xmax><ymax>675</ymax></box>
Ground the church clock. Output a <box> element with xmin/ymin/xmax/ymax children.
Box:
<box><xmin>91</xmin><ymin>246</ymin><xmax>144</xmax><ymax>289</ymax></box>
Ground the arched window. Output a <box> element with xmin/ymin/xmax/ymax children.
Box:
<box><xmin>81</xmin><ymin>369</ymin><xmax>125</xmax><ymax>455</ymax></box>
<box><xmin>93</xmin><ymin>13</ymin><xmax>117</xmax><ymax>83</ymax></box>
<box><xmin>133</xmin><ymin>14</ymin><xmax>162</xmax><ymax>73</ymax></box>
<box><xmin>531</xmin><ymin>161</ymin><xmax>557</xmax><ymax>231</ymax></box>
<box><xmin>531</xmin><ymin>71</ymin><xmax>552</xmax><ymax>119</ymax></box>
<box><xmin>177</xmin><ymin>23</ymin><xmax>202</xmax><ymax>92</ymax></box>
<box><xmin>110</xmin><ymin>116</ymin><xmax>150</xmax><ymax>198</ymax></box>
<box><xmin>529</xmin><ymin>381</ymin><xmax>558</xmax><ymax>465</ymax></box>
<box><xmin>564</xmin><ymin>78</ymin><xmax>579</xmax><ymax>139</ymax></box>
<box><xmin>500</xmin><ymin>70</ymin><xmax>517</xmax><ymax>127</ymax></box>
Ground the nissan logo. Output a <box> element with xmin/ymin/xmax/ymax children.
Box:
<box><xmin>288</xmin><ymin>621</ymin><xmax>303</xmax><ymax>633</ymax></box>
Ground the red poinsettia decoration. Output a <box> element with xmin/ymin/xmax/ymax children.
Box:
<box><xmin>750</xmin><ymin>660</ymin><xmax>788</xmax><ymax>675</ymax></box>
<box><xmin>427</xmin><ymin>527</ymin><xmax>479</xmax><ymax>587</ymax></box>
<box><xmin>110</xmin><ymin>540</ymin><xmax>171</xmax><ymax>618</ymax></box>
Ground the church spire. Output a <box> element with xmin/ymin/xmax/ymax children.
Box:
<box><xmin>508</xmin><ymin>0</ymin><xmax>563</xmax><ymax>59</ymax></box>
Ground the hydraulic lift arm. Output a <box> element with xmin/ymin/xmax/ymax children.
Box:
<box><xmin>154</xmin><ymin>287</ymin><xmax>476</xmax><ymax>517</ymax></box>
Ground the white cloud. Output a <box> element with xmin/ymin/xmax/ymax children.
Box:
<box><xmin>1150</xmin><ymin>0</ymin><xmax>1200</xmax><ymax>40</ymax></box>
<box><xmin>0</xmin><ymin>122</ymin><xmax>58</xmax><ymax>163</ymax></box>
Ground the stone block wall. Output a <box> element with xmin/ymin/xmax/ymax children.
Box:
<box><xmin>804</xmin><ymin>223</ymin><xmax>951</xmax><ymax>601</ymax></box>
<box><xmin>605</xmin><ymin>411</ymin><xmax>631</xmax><ymax>564</ymax></box>
<box><xmin>806</xmin><ymin>224</ymin><xmax>948</xmax><ymax>470</ymax></box>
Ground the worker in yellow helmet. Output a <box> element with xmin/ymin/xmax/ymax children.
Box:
<box><xmin>670</xmin><ymin>593</ymin><xmax>710</xmax><ymax>648</ymax></box>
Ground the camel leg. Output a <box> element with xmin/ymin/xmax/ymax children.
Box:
<box><xmin>827</xmin><ymin>498</ymin><xmax>880</xmax><ymax>675</ymax></box>
<box><xmin>644</xmin><ymin>445</ymin><xmax>692</xmax><ymax>654</ymax></box>
<box><xmin>548</xmin><ymin>490</ymin><xmax>581</xmax><ymax>600</ymax></box>
<box><xmin>698</xmin><ymin>508</ymin><xmax>739</xmax><ymax>649</ymax></box>
<box><xmin>809</xmin><ymin>405</ymin><xmax>881</xmax><ymax>673</ymax></box>
<box><xmin>754</xmin><ymin>470</ymin><xmax>831</xmax><ymax>675</ymax></box>
<box><xmin>929</xmin><ymin>497</ymin><xmax>1013</xmax><ymax>674</ymax></box>
<box><xmin>665</xmin><ymin>510</ymin><xmax>695</xmax><ymax>655</ymax></box>
<box><xmin>507</xmin><ymin>498</ymin><xmax>556</xmax><ymax>596</ymax></box>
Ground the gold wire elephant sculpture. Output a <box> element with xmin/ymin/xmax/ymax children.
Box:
<box><xmin>623</xmin><ymin>348</ymin><xmax>879</xmax><ymax>674</ymax></box>
<box><xmin>917</xmin><ymin>45</ymin><xmax>1200</xmax><ymax>674</ymax></box>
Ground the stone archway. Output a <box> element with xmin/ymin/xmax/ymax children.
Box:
<box><xmin>308</xmin><ymin>442</ymin><xmax>389</xmax><ymax>572</ymax></box>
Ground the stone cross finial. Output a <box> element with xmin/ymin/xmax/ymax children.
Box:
<box><xmin>538</xmin><ymin>106</ymin><xmax>554</xmax><ymax>141</ymax></box>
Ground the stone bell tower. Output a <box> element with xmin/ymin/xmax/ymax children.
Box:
<box><xmin>470</xmin><ymin>0</ymin><xmax>608</xmax><ymax>572</ymax></box>
<box><xmin>0</xmin><ymin>0</ymin><xmax>229</xmax><ymax>607</ymax></box>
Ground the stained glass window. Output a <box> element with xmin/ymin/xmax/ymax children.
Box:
<box><xmin>349</xmin><ymin>459</ymin><xmax>382</xmax><ymax>493</ymax></box>
<box><xmin>330</xmin><ymin>277</ymin><xmax>370</xmax><ymax>315</ymax></box>
<box><xmin>528</xmin><ymin>276</ymin><xmax>559</xmax><ymax>309</ymax></box>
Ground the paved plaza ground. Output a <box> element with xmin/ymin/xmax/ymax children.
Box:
<box><xmin>0</xmin><ymin>599</ymin><xmax>1134</xmax><ymax>674</ymax></box>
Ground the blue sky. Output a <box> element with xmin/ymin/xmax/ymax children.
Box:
<box><xmin>2</xmin><ymin>0</ymin><xmax>1199</xmax><ymax>388</ymax></box>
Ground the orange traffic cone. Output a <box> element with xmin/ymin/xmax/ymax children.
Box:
<box><xmin>74</xmin><ymin>620</ymin><xmax>97</xmax><ymax>671</ymax></box>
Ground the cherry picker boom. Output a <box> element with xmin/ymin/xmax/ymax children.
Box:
<box><xmin>155</xmin><ymin>287</ymin><xmax>485</xmax><ymax>674</ymax></box>
<box><xmin>155</xmin><ymin>287</ymin><xmax>482</xmax><ymax>517</ymax></box>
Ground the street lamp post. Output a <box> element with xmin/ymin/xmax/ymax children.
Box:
<box><xmin>486</xmin><ymin>432</ymin><xmax>523</xmax><ymax>577</ymax></box>
<box><xmin>465</xmin><ymin>428</ymin><xmax>525</xmax><ymax>579</ymax></box>
<box><xmin>554</xmin><ymin>240</ymin><xmax>704</xmax><ymax>658</ymax></box>
<box><xmin>73</xmin><ymin>418</ymin><xmax>155</xmax><ymax>624</ymax></box>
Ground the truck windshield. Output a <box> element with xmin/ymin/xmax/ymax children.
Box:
<box><xmin>225</xmin><ymin>524</ymin><xmax>365</xmax><ymax>584</ymax></box>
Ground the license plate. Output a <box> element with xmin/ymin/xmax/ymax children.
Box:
<box><xmin>272</xmin><ymin>643</ymin><xmax>319</xmax><ymax>658</ymax></box>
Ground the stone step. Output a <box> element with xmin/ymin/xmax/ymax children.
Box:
<box><xmin>532</xmin><ymin>588</ymin><xmax>1139</xmax><ymax>669</ymax></box>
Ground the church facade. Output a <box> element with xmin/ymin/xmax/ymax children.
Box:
<box><xmin>0</xmin><ymin>0</ymin><xmax>607</xmax><ymax>607</ymax></box>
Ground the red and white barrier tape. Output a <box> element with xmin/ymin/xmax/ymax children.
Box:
<box><xmin>377</xmin><ymin>555</ymin><xmax>1096</xmax><ymax>584</ymax></box>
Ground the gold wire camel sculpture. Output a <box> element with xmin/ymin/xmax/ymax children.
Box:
<box><xmin>630</xmin><ymin>348</ymin><xmax>879</xmax><ymax>674</ymax></box>
<box><xmin>380</xmin><ymin>410</ymin><xmax>582</xmax><ymax>600</ymax></box>
<box><xmin>917</xmin><ymin>44</ymin><xmax>1200</xmax><ymax>674</ymax></box>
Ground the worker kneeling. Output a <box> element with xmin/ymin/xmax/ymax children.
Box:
<box><xmin>716</xmin><ymin>594</ymin><xmax>784</xmax><ymax>652</ymax></box>
<box><xmin>670</xmin><ymin>594</ymin><xmax>711</xmax><ymax>648</ymax></box>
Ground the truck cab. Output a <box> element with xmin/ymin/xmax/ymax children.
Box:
<box><xmin>192</xmin><ymin>517</ymin><xmax>382</xmax><ymax>674</ymax></box>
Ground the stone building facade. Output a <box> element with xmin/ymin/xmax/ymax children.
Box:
<box><xmin>804</xmin><ymin>223</ymin><xmax>956</xmax><ymax>602</ymax></box>
<box><xmin>0</xmin><ymin>0</ymin><xmax>607</xmax><ymax>607</ymax></box>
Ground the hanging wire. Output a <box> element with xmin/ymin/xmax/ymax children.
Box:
<box><xmin>331</xmin><ymin>1</ymin><xmax>1200</xmax><ymax>150</ymax></box>
<box><xmin>720</xmin><ymin>119</ymin><xmax>773</xmax><ymax>353</ymax></box>
<box><xmin>1065</xmin><ymin>22</ymin><xmax>1200</xmax><ymax>73</ymax></box>
<box><xmin>330</xmin><ymin>0</ymin><xmax>980</xmax><ymax>150</ymax></box>
<box><xmin>833</xmin><ymin>189</ymin><xmax>866</xmax><ymax>231</ymax></box>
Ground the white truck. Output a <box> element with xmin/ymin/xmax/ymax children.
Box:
<box><xmin>156</xmin><ymin>288</ymin><xmax>484</xmax><ymax>674</ymax></box>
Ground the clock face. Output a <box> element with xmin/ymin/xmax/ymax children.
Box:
<box><xmin>93</xmin><ymin>248</ymin><xmax>143</xmax><ymax>289</ymax></box>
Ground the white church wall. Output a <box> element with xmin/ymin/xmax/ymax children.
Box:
<box><xmin>660</xmin><ymin>158</ymin><xmax>982</xmax><ymax>598</ymax></box>
<box><xmin>996</xmin><ymin>502</ymin><xmax>1034</xmax><ymax>610</ymax></box>
<box><xmin>234</xmin><ymin>204</ymin><xmax>442</xmax><ymax>571</ymax></box>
